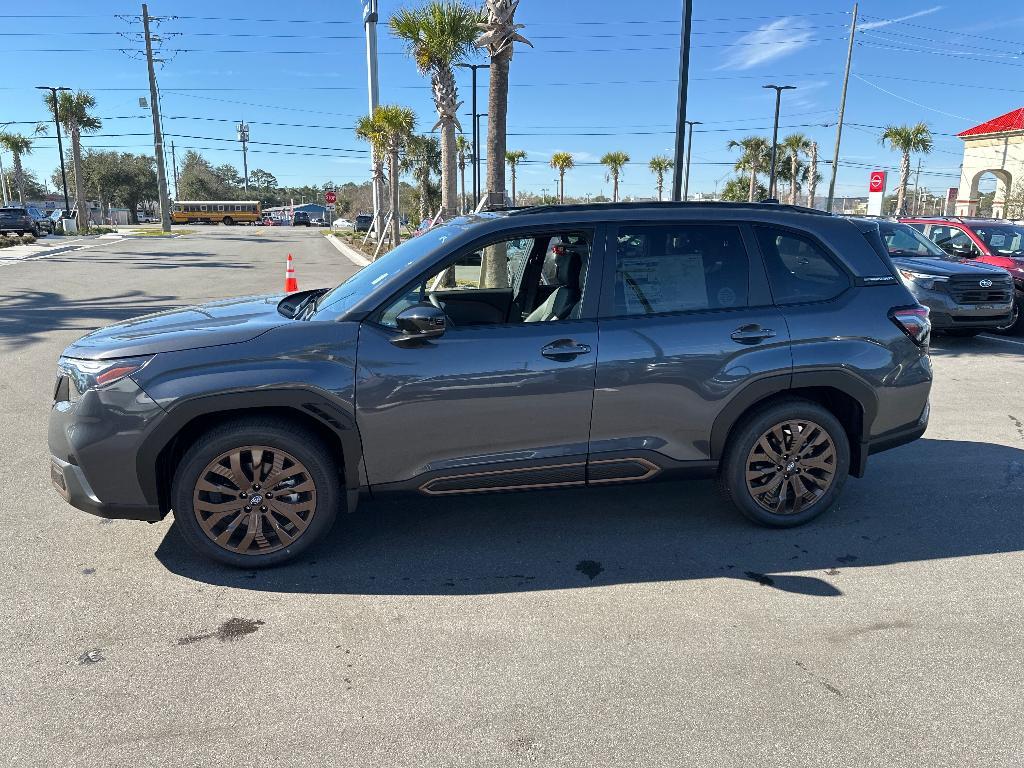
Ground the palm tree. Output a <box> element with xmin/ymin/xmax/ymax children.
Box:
<box><xmin>727</xmin><ymin>136</ymin><xmax>770</xmax><ymax>202</ymax></box>
<box><xmin>357</xmin><ymin>106</ymin><xmax>416</xmax><ymax>252</ymax></box>
<box><xmin>42</xmin><ymin>90</ymin><xmax>101</xmax><ymax>230</ymax></box>
<box><xmin>355</xmin><ymin>114</ymin><xmax>388</xmax><ymax>239</ymax></box>
<box><xmin>505</xmin><ymin>149</ymin><xmax>526</xmax><ymax>205</ymax></box>
<box><xmin>0</xmin><ymin>132</ymin><xmax>33</xmax><ymax>204</ymax></box>
<box><xmin>549</xmin><ymin>152</ymin><xmax>574</xmax><ymax>203</ymax></box>
<box><xmin>880</xmin><ymin>122</ymin><xmax>933</xmax><ymax>216</ymax></box>
<box><xmin>390</xmin><ymin>1</ymin><xmax>480</xmax><ymax>219</ymax></box>
<box><xmin>402</xmin><ymin>134</ymin><xmax>441</xmax><ymax>222</ymax></box>
<box><xmin>456</xmin><ymin>134</ymin><xmax>468</xmax><ymax>212</ymax></box>
<box><xmin>648</xmin><ymin>155</ymin><xmax>673</xmax><ymax>201</ymax></box>
<box><xmin>600</xmin><ymin>151</ymin><xmax>630</xmax><ymax>202</ymax></box>
<box><xmin>779</xmin><ymin>133</ymin><xmax>811</xmax><ymax>205</ymax></box>
<box><xmin>806</xmin><ymin>141</ymin><xmax>819</xmax><ymax>208</ymax></box>
<box><xmin>475</xmin><ymin>0</ymin><xmax>532</xmax><ymax>208</ymax></box>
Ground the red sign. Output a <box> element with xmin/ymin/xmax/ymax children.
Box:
<box><xmin>324</xmin><ymin>190</ymin><xmax>337</xmax><ymax>204</ymax></box>
<box><xmin>869</xmin><ymin>171</ymin><xmax>886</xmax><ymax>193</ymax></box>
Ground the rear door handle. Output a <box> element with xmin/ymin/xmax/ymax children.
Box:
<box><xmin>541</xmin><ymin>339</ymin><xmax>592</xmax><ymax>360</ymax></box>
<box><xmin>730</xmin><ymin>325</ymin><xmax>776</xmax><ymax>344</ymax></box>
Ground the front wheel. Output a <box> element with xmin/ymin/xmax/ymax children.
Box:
<box><xmin>719</xmin><ymin>398</ymin><xmax>850</xmax><ymax>527</ymax></box>
<box><xmin>171</xmin><ymin>418</ymin><xmax>341</xmax><ymax>567</ymax></box>
<box><xmin>223</xmin><ymin>216</ymin><xmax>234</xmax><ymax>226</ymax></box>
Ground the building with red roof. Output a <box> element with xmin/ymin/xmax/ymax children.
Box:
<box><xmin>955</xmin><ymin>107</ymin><xmax>1024</xmax><ymax>217</ymax></box>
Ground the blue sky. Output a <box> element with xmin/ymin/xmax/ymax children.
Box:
<box><xmin>2</xmin><ymin>1</ymin><xmax>1022</xmax><ymax>200</ymax></box>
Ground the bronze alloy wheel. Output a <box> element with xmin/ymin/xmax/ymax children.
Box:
<box><xmin>192</xmin><ymin>445</ymin><xmax>317</xmax><ymax>555</ymax></box>
<box><xmin>744</xmin><ymin>420</ymin><xmax>837</xmax><ymax>516</ymax></box>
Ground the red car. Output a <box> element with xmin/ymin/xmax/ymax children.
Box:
<box><xmin>900</xmin><ymin>216</ymin><xmax>1024</xmax><ymax>333</ymax></box>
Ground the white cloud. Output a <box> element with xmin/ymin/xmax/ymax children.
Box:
<box><xmin>717</xmin><ymin>19</ymin><xmax>815</xmax><ymax>71</ymax></box>
<box><xmin>859</xmin><ymin>6</ymin><xmax>943</xmax><ymax>30</ymax></box>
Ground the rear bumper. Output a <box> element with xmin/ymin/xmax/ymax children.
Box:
<box><xmin>50</xmin><ymin>456</ymin><xmax>162</xmax><ymax>521</ymax></box>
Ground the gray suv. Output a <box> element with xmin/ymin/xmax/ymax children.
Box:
<box><xmin>49</xmin><ymin>203</ymin><xmax>933</xmax><ymax>567</ymax></box>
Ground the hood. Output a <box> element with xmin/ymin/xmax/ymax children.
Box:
<box><xmin>64</xmin><ymin>293</ymin><xmax>292</xmax><ymax>360</ymax></box>
<box><xmin>889</xmin><ymin>256</ymin><xmax>1009</xmax><ymax>277</ymax></box>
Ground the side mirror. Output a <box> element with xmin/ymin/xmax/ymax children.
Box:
<box><xmin>394</xmin><ymin>303</ymin><xmax>446</xmax><ymax>342</ymax></box>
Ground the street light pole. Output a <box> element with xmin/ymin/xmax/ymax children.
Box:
<box><xmin>683</xmin><ymin>119</ymin><xmax>701</xmax><ymax>201</ymax></box>
<box><xmin>35</xmin><ymin>85</ymin><xmax>72</xmax><ymax>215</ymax></box>
<box><xmin>763</xmin><ymin>84</ymin><xmax>796</xmax><ymax>200</ymax></box>
<box><xmin>456</xmin><ymin>63</ymin><xmax>489</xmax><ymax>208</ymax></box>
<box><xmin>671</xmin><ymin>0</ymin><xmax>693</xmax><ymax>201</ymax></box>
<box><xmin>362</xmin><ymin>0</ymin><xmax>381</xmax><ymax>239</ymax></box>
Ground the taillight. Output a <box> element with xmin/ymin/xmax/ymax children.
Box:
<box><xmin>890</xmin><ymin>305</ymin><xmax>930</xmax><ymax>347</ymax></box>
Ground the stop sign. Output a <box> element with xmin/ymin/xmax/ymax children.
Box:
<box><xmin>325</xmin><ymin>190</ymin><xmax>337</xmax><ymax>204</ymax></box>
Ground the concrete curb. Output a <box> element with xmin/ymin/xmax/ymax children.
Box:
<box><xmin>324</xmin><ymin>233</ymin><xmax>371</xmax><ymax>267</ymax></box>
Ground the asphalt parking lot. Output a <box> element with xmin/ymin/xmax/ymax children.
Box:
<box><xmin>2</xmin><ymin>226</ymin><xmax>1023</xmax><ymax>767</ymax></box>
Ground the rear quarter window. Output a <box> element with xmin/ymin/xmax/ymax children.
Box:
<box><xmin>755</xmin><ymin>226</ymin><xmax>850</xmax><ymax>305</ymax></box>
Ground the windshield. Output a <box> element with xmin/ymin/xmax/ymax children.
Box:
<box><xmin>311</xmin><ymin>221</ymin><xmax>473</xmax><ymax>319</ymax></box>
<box><xmin>972</xmin><ymin>225</ymin><xmax>1024</xmax><ymax>256</ymax></box>
<box><xmin>877</xmin><ymin>221</ymin><xmax>949</xmax><ymax>258</ymax></box>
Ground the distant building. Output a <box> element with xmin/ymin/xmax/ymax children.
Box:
<box><xmin>955</xmin><ymin>107</ymin><xmax>1024</xmax><ymax>217</ymax></box>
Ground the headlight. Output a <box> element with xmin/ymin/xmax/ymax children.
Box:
<box><xmin>898</xmin><ymin>269</ymin><xmax>948</xmax><ymax>290</ymax></box>
<box><xmin>56</xmin><ymin>355</ymin><xmax>153</xmax><ymax>402</ymax></box>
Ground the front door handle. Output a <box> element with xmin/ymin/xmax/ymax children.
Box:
<box><xmin>541</xmin><ymin>339</ymin><xmax>592</xmax><ymax>360</ymax></box>
<box><xmin>730</xmin><ymin>324</ymin><xmax>776</xmax><ymax>344</ymax></box>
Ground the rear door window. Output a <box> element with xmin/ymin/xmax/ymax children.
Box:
<box><xmin>755</xmin><ymin>227</ymin><xmax>849</xmax><ymax>304</ymax></box>
<box><xmin>609</xmin><ymin>224</ymin><xmax>749</xmax><ymax>315</ymax></box>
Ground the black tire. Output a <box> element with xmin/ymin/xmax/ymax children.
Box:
<box><xmin>223</xmin><ymin>216</ymin><xmax>234</xmax><ymax>226</ymax></box>
<box><xmin>718</xmin><ymin>397</ymin><xmax>850</xmax><ymax>528</ymax></box>
<box><xmin>171</xmin><ymin>417</ymin><xmax>341</xmax><ymax>567</ymax></box>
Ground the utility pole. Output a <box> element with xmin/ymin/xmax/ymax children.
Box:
<box><xmin>362</xmin><ymin>0</ymin><xmax>381</xmax><ymax>239</ymax></box>
<box><xmin>0</xmin><ymin>150</ymin><xmax>8</xmax><ymax>206</ymax></box>
<box><xmin>457</xmin><ymin>63</ymin><xmax>489</xmax><ymax>208</ymax></box>
<box><xmin>36</xmin><ymin>85</ymin><xmax>72</xmax><ymax>215</ymax></box>
<box><xmin>170</xmin><ymin>140</ymin><xmax>179</xmax><ymax>199</ymax></box>
<box><xmin>763</xmin><ymin>84</ymin><xmax>796</xmax><ymax>200</ymax></box>
<box><xmin>683</xmin><ymin>119</ymin><xmax>701</xmax><ymax>201</ymax></box>
<box><xmin>671</xmin><ymin>0</ymin><xmax>693</xmax><ymax>201</ymax></box>
<box><xmin>912</xmin><ymin>157</ymin><xmax>922</xmax><ymax>215</ymax></box>
<box><xmin>142</xmin><ymin>4</ymin><xmax>171</xmax><ymax>232</ymax></box>
<box><xmin>236</xmin><ymin>120</ymin><xmax>250</xmax><ymax>194</ymax></box>
<box><xmin>827</xmin><ymin>3</ymin><xmax>858</xmax><ymax>213</ymax></box>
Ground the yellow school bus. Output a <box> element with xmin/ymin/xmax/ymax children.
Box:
<box><xmin>171</xmin><ymin>200</ymin><xmax>261</xmax><ymax>225</ymax></box>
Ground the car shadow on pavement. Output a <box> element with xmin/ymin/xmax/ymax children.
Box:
<box><xmin>0</xmin><ymin>289</ymin><xmax>180</xmax><ymax>349</ymax></box>
<box><xmin>930</xmin><ymin>335</ymin><xmax>1024</xmax><ymax>359</ymax></box>
<box><xmin>45</xmin><ymin>251</ymin><xmax>255</xmax><ymax>271</ymax></box>
<box><xmin>155</xmin><ymin>437</ymin><xmax>1024</xmax><ymax>597</ymax></box>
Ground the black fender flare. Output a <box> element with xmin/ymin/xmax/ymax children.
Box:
<box><xmin>709</xmin><ymin>369</ymin><xmax>877</xmax><ymax>463</ymax></box>
<box><xmin>136</xmin><ymin>387</ymin><xmax>363</xmax><ymax>508</ymax></box>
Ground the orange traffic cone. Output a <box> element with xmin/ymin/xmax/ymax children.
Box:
<box><xmin>284</xmin><ymin>253</ymin><xmax>298</xmax><ymax>292</ymax></box>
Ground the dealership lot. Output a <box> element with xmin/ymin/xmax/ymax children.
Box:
<box><xmin>1</xmin><ymin>227</ymin><xmax>1023</xmax><ymax>767</ymax></box>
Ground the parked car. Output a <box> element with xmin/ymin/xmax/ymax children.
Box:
<box><xmin>27</xmin><ymin>206</ymin><xmax>54</xmax><ymax>235</ymax></box>
<box><xmin>332</xmin><ymin>218</ymin><xmax>353</xmax><ymax>229</ymax></box>
<box><xmin>49</xmin><ymin>201</ymin><xmax>933</xmax><ymax>567</ymax></box>
<box><xmin>258</xmin><ymin>216</ymin><xmax>277</xmax><ymax>226</ymax></box>
<box><xmin>868</xmin><ymin>219</ymin><xmax>1014</xmax><ymax>335</ymax></box>
<box><xmin>902</xmin><ymin>216</ymin><xmax>1024</xmax><ymax>333</ymax></box>
<box><xmin>293</xmin><ymin>211</ymin><xmax>311</xmax><ymax>227</ymax></box>
<box><xmin>354</xmin><ymin>213</ymin><xmax>373</xmax><ymax>232</ymax></box>
<box><xmin>0</xmin><ymin>206</ymin><xmax>42</xmax><ymax>236</ymax></box>
<box><xmin>310</xmin><ymin>217</ymin><xmax>325</xmax><ymax>227</ymax></box>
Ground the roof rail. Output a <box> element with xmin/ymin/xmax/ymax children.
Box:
<box><xmin>504</xmin><ymin>200</ymin><xmax>832</xmax><ymax>217</ymax></box>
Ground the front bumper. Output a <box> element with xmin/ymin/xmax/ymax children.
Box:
<box><xmin>910</xmin><ymin>286</ymin><xmax>1014</xmax><ymax>330</ymax></box>
<box><xmin>49</xmin><ymin>456</ymin><xmax>162</xmax><ymax>521</ymax></box>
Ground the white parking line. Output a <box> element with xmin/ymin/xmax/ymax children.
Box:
<box><xmin>979</xmin><ymin>334</ymin><xmax>1024</xmax><ymax>347</ymax></box>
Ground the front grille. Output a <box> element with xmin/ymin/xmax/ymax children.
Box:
<box><xmin>947</xmin><ymin>275</ymin><xmax>1012</xmax><ymax>305</ymax></box>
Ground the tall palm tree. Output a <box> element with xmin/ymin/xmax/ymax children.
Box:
<box><xmin>779</xmin><ymin>133</ymin><xmax>811</xmax><ymax>205</ymax></box>
<box><xmin>880</xmin><ymin>122</ymin><xmax>933</xmax><ymax>216</ymax></box>
<box><xmin>727</xmin><ymin>136</ymin><xmax>770</xmax><ymax>202</ymax></box>
<box><xmin>42</xmin><ymin>89</ymin><xmax>101</xmax><ymax>230</ymax></box>
<box><xmin>600</xmin><ymin>151</ymin><xmax>630</xmax><ymax>202</ymax></box>
<box><xmin>390</xmin><ymin>1</ymin><xmax>480</xmax><ymax>219</ymax></box>
<box><xmin>549</xmin><ymin>152</ymin><xmax>574</xmax><ymax>203</ymax></box>
<box><xmin>505</xmin><ymin>149</ymin><xmax>526</xmax><ymax>205</ymax></box>
<box><xmin>806</xmin><ymin>141</ymin><xmax>819</xmax><ymax>208</ymax></box>
<box><xmin>358</xmin><ymin>106</ymin><xmax>416</xmax><ymax>252</ymax></box>
<box><xmin>456</xmin><ymin>134</ymin><xmax>468</xmax><ymax>212</ymax></box>
<box><xmin>475</xmin><ymin>0</ymin><xmax>532</xmax><ymax>208</ymax></box>
<box><xmin>648</xmin><ymin>155</ymin><xmax>673</xmax><ymax>201</ymax></box>
<box><xmin>355</xmin><ymin>114</ymin><xmax>388</xmax><ymax>239</ymax></box>
<box><xmin>0</xmin><ymin>132</ymin><xmax>33</xmax><ymax>204</ymax></box>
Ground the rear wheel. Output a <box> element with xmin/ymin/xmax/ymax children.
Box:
<box><xmin>223</xmin><ymin>216</ymin><xmax>234</xmax><ymax>226</ymax></box>
<box><xmin>719</xmin><ymin>398</ymin><xmax>850</xmax><ymax>527</ymax></box>
<box><xmin>171</xmin><ymin>418</ymin><xmax>340</xmax><ymax>567</ymax></box>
